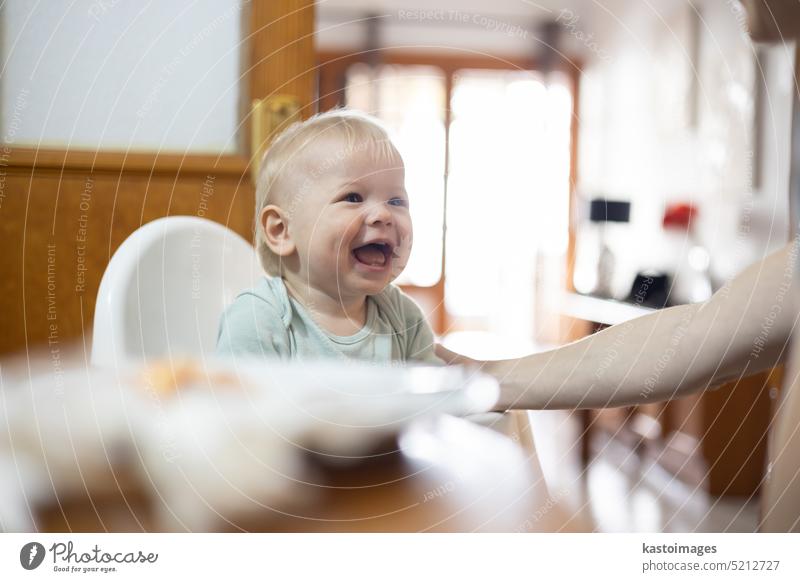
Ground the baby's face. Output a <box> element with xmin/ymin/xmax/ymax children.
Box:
<box><xmin>289</xmin><ymin>139</ymin><xmax>412</xmax><ymax>300</ymax></box>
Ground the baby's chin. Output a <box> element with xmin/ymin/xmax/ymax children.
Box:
<box><xmin>390</xmin><ymin>256</ymin><xmax>409</xmax><ymax>280</ymax></box>
<box><xmin>345</xmin><ymin>273</ymin><xmax>396</xmax><ymax>298</ymax></box>
<box><xmin>355</xmin><ymin>277</ymin><xmax>394</xmax><ymax>296</ymax></box>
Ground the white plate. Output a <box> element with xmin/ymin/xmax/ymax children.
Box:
<box><xmin>2</xmin><ymin>360</ymin><xmax>499</xmax><ymax>530</ymax></box>
<box><xmin>228</xmin><ymin>359</ymin><xmax>500</xmax><ymax>457</ymax></box>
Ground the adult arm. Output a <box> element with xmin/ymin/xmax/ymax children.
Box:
<box><xmin>438</xmin><ymin>243</ymin><xmax>798</xmax><ymax>410</ymax></box>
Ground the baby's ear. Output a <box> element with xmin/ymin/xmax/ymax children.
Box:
<box><xmin>260</xmin><ymin>205</ymin><xmax>296</xmax><ymax>257</ymax></box>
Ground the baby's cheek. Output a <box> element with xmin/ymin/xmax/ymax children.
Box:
<box><xmin>391</xmin><ymin>233</ymin><xmax>412</xmax><ymax>278</ymax></box>
<box><xmin>398</xmin><ymin>232</ymin><xmax>412</xmax><ymax>258</ymax></box>
<box><xmin>341</xmin><ymin>215</ymin><xmax>364</xmax><ymax>244</ymax></box>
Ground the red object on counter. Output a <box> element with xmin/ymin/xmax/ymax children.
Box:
<box><xmin>662</xmin><ymin>202</ymin><xmax>698</xmax><ymax>230</ymax></box>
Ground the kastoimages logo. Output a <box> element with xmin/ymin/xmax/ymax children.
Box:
<box><xmin>20</xmin><ymin>542</ymin><xmax>46</xmax><ymax>570</ymax></box>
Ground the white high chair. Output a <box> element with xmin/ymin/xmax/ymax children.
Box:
<box><xmin>91</xmin><ymin>216</ymin><xmax>262</xmax><ymax>368</ymax></box>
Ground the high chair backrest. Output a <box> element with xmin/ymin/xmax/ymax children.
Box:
<box><xmin>91</xmin><ymin>216</ymin><xmax>262</xmax><ymax>368</ymax></box>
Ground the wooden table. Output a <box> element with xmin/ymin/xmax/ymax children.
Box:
<box><xmin>33</xmin><ymin>413</ymin><xmax>585</xmax><ymax>533</ymax></box>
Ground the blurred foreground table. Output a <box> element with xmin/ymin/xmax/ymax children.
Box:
<box><xmin>3</xmin><ymin>346</ymin><xmax>586</xmax><ymax>533</ymax></box>
<box><xmin>34</xmin><ymin>414</ymin><xmax>583</xmax><ymax>533</ymax></box>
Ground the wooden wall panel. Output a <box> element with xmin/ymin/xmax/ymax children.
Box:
<box><xmin>0</xmin><ymin>0</ymin><xmax>317</xmax><ymax>357</ymax></box>
<box><xmin>0</xmin><ymin>166</ymin><xmax>254</xmax><ymax>355</ymax></box>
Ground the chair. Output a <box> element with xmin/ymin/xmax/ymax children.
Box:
<box><xmin>91</xmin><ymin>216</ymin><xmax>262</xmax><ymax>367</ymax></box>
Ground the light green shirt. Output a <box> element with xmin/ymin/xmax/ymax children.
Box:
<box><xmin>216</xmin><ymin>276</ymin><xmax>442</xmax><ymax>365</ymax></box>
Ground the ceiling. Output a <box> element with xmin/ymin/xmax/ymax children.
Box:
<box><xmin>316</xmin><ymin>0</ymin><xmax>639</xmax><ymax>60</ymax></box>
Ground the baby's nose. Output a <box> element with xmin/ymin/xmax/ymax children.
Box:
<box><xmin>366</xmin><ymin>201</ymin><xmax>392</xmax><ymax>225</ymax></box>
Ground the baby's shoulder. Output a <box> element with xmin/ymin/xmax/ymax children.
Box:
<box><xmin>372</xmin><ymin>284</ymin><xmax>426</xmax><ymax>324</ymax></box>
<box><xmin>226</xmin><ymin>276</ymin><xmax>291</xmax><ymax>325</ymax></box>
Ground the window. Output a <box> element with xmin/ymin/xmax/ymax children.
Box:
<box><xmin>1</xmin><ymin>0</ymin><xmax>245</xmax><ymax>153</ymax></box>
<box><xmin>446</xmin><ymin>69</ymin><xmax>572</xmax><ymax>341</ymax></box>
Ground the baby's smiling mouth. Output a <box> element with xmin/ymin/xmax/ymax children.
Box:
<box><xmin>352</xmin><ymin>242</ymin><xmax>394</xmax><ymax>267</ymax></box>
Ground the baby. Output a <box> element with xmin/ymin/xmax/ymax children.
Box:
<box><xmin>217</xmin><ymin>109</ymin><xmax>442</xmax><ymax>365</ymax></box>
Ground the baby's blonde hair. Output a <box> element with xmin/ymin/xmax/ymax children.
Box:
<box><xmin>255</xmin><ymin>108</ymin><xmax>400</xmax><ymax>276</ymax></box>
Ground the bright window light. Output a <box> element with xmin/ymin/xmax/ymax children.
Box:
<box><xmin>445</xmin><ymin>69</ymin><xmax>572</xmax><ymax>339</ymax></box>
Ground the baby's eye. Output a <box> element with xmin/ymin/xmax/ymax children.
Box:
<box><xmin>342</xmin><ymin>192</ymin><xmax>363</xmax><ymax>203</ymax></box>
<box><xmin>388</xmin><ymin>197</ymin><xmax>409</xmax><ymax>208</ymax></box>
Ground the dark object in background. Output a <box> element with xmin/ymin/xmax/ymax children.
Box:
<box><xmin>586</xmin><ymin>198</ymin><xmax>632</xmax><ymax>298</ymax></box>
<box><xmin>627</xmin><ymin>272</ymin><xmax>670</xmax><ymax>309</ymax></box>
<box><xmin>590</xmin><ymin>199</ymin><xmax>631</xmax><ymax>223</ymax></box>
<box><xmin>589</xmin><ymin>198</ymin><xmax>631</xmax><ymax>298</ymax></box>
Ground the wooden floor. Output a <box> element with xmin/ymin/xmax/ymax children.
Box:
<box><xmin>529</xmin><ymin>410</ymin><xmax>761</xmax><ymax>532</ymax></box>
